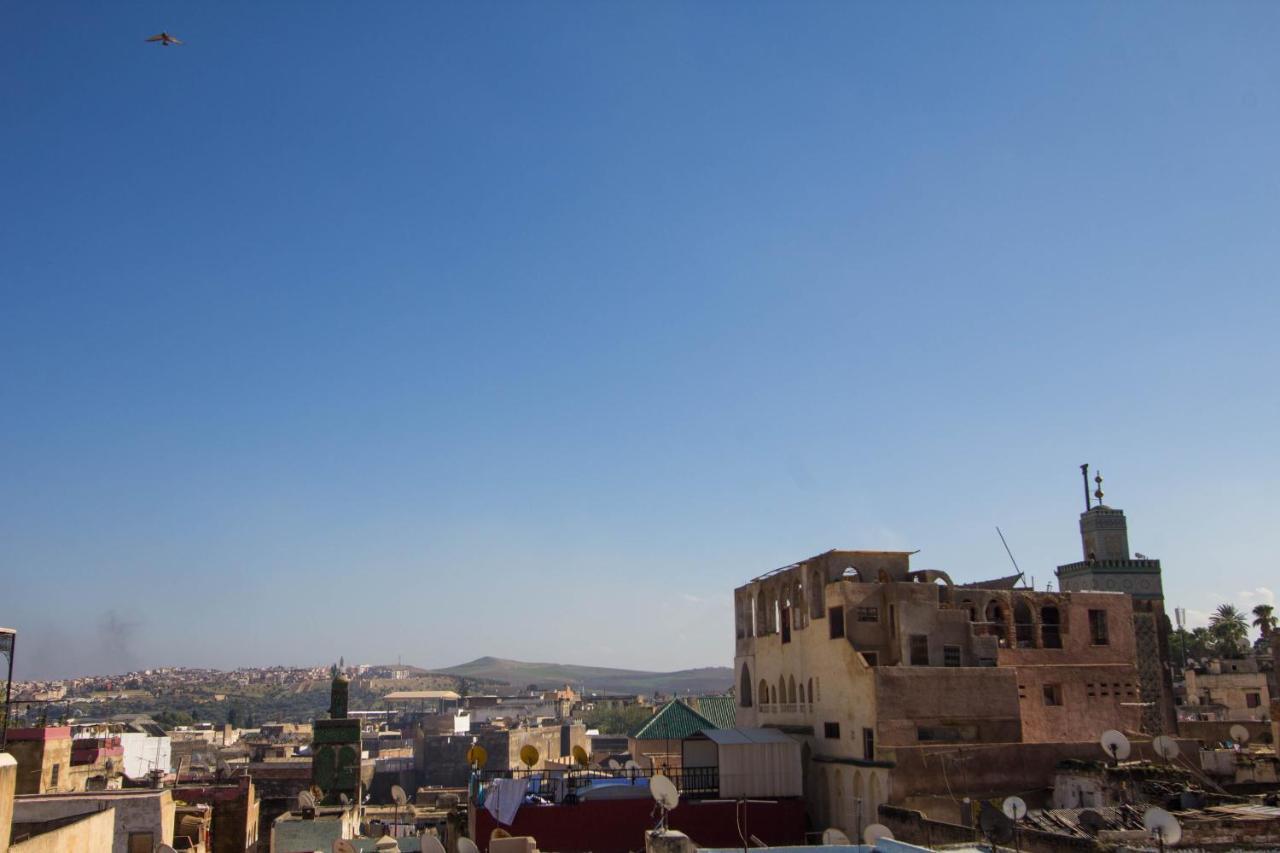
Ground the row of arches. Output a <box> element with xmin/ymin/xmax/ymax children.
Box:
<box><xmin>812</xmin><ymin>764</ymin><xmax>886</xmax><ymax>838</ymax></box>
<box><xmin>736</xmin><ymin>565</ymin><xmax>832</xmax><ymax>640</ymax></box>
<box><xmin>739</xmin><ymin>662</ymin><xmax>820</xmax><ymax>710</ymax></box>
<box><xmin>953</xmin><ymin>594</ymin><xmax>1064</xmax><ymax>649</ymax></box>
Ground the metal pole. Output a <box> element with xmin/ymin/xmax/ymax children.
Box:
<box><xmin>1</xmin><ymin>630</ymin><xmax>15</xmax><ymax>752</ymax></box>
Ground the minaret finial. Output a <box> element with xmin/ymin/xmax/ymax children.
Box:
<box><xmin>1093</xmin><ymin>471</ymin><xmax>1104</xmax><ymax>506</ymax></box>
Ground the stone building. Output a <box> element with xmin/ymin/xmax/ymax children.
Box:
<box><xmin>733</xmin><ymin>545</ymin><xmax>1150</xmax><ymax>833</ymax></box>
<box><xmin>1182</xmin><ymin>658</ymin><xmax>1272</xmax><ymax>721</ymax></box>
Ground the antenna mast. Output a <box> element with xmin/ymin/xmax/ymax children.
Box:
<box><xmin>996</xmin><ymin>527</ymin><xmax>1022</xmax><ymax>577</ymax></box>
<box><xmin>1080</xmin><ymin>463</ymin><xmax>1091</xmax><ymax>510</ymax></box>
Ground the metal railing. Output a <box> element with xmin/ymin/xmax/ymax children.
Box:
<box><xmin>479</xmin><ymin>766</ymin><xmax>720</xmax><ymax>801</ymax></box>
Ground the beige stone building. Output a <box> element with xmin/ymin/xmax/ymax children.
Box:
<box><xmin>1182</xmin><ymin>658</ymin><xmax>1272</xmax><ymax>721</ymax></box>
<box><xmin>734</xmin><ymin>548</ymin><xmax>1149</xmax><ymax>833</ymax></box>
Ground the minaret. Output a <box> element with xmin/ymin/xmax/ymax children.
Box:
<box><xmin>1078</xmin><ymin>470</ymin><xmax>1132</xmax><ymax>561</ymax></box>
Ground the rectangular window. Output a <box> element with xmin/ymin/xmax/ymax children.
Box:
<box><xmin>1088</xmin><ymin>609</ymin><xmax>1109</xmax><ymax>645</ymax></box>
<box><xmin>823</xmin><ymin>722</ymin><xmax>840</xmax><ymax>739</ymax></box>
<box><xmin>1246</xmin><ymin>693</ymin><xmax>1261</xmax><ymax>709</ymax></box>
<box><xmin>49</xmin><ymin>763</ymin><xmax>60</xmax><ymax>788</ymax></box>
<box><xmin>862</xmin><ymin>727</ymin><xmax>875</xmax><ymax>760</ymax></box>
<box><xmin>128</xmin><ymin>833</ymin><xmax>155</xmax><ymax>853</ymax></box>
<box><xmin>1043</xmin><ymin>684</ymin><xmax>1063</xmax><ymax>706</ymax></box>
<box><xmin>856</xmin><ymin>606</ymin><xmax>879</xmax><ymax>623</ymax></box>
<box><xmin>828</xmin><ymin>606</ymin><xmax>845</xmax><ymax>639</ymax></box>
<box><xmin>943</xmin><ymin>645</ymin><xmax>961</xmax><ymax>667</ymax></box>
<box><xmin>909</xmin><ymin>634</ymin><xmax>929</xmax><ymax>666</ymax></box>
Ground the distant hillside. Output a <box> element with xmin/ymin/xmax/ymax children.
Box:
<box><xmin>435</xmin><ymin>657</ymin><xmax>732</xmax><ymax>696</ymax></box>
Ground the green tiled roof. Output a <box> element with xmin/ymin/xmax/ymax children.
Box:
<box><xmin>689</xmin><ymin>695</ymin><xmax>737</xmax><ymax>730</ymax></box>
<box><xmin>630</xmin><ymin>699</ymin><xmax>716</xmax><ymax>741</ymax></box>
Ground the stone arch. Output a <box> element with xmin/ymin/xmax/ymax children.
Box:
<box><xmin>777</xmin><ymin>676</ymin><xmax>786</xmax><ymax>704</ymax></box>
<box><xmin>832</xmin><ymin>768</ymin><xmax>846</xmax><ymax>832</ymax></box>
<box><xmin>985</xmin><ymin>599</ymin><xmax>1008</xmax><ymax>644</ymax></box>
<box><xmin>814</xmin><ymin>765</ymin><xmax>830</xmax><ymax>826</ymax></box>
<box><xmin>755</xmin><ymin>593</ymin><xmax>767</xmax><ymax>637</ymax></box>
<box><xmin>769</xmin><ymin>684</ymin><xmax>776</xmax><ymax>704</ymax></box>
<box><xmin>1013</xmin><ymin>597</ymin><xmax>1035</xmax><ymax>648</ymax></box>
<box><xmin>1041</xmin><ymin>603</ymin><xmax>1063</xmax><ymax>648</ymax></box>
<box><xmin>811</xmin><ymin>567</ymin><xmax>825</xmax><ymax>614</ymax></box>
<box><xmin>787</xmin><ymin>675</ymin><xmax>796</xmax><ymax>704</ymax></box>
<box><xmin>959</xmin><ymin>597</ymin><xmax>977</xmax><ymax>621</ymax></box>
<box><xmin>740</xmin><ymin>662</ymin><xmax>753</xmax><ymax>708</ymax></box>
<box><xmin>759</xmin><ymin>679</ymin><xmax>768</xmax><ymax>706</ymax></box>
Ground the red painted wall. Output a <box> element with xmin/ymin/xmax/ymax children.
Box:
<box><xmin>474</xmin><ymin>798</ymin><xmax>806</xmax><ymax>853</ymax></box>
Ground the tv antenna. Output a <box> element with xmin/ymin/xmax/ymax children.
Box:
<box><xmin>1143</xmin><ymin>806</ymin><xmax>1182</xmax><ymax>850</ymax></box>
<box><xmin>1152</xmin><ymin>735</ymin><xmax>1180</xmax><ymax>762</ymax></box>
<box><xmin>995</xmin><ymin>527</ymin><xmax>1023</xmax><ymax>577</ymax></box>
<box><xmin>649</xmin><ymin>773</ymin><xmax>680</xmax><ymax>832</ymax></box>
<box><xmin>862</xmin><ymin>824</ymin><xmax>894</xmax><ymax>846</ymax></box>
<box><xmin>1100</xmin><ymin>729</ymin><xmax>1131</xmax><ymax>764</ymax></box>
<box><xmin>821</xmin><ymin>828</ymin><xmax>849</xmax><ymax>844</ymax></box>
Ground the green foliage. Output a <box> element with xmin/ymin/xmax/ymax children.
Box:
<box><xmin>583</xmin><ymin>703</ymin><xmax>654</xmax><ymax>735</ymax></box>
<box><xmin>1252</xmin><ymin>604</ymin><xmax>1277</xmax><ymax>638</ymax></box>
<box><xmin>1210</xmin><ymin>604</ymin><xmax>1249</xmax><ymax>659</ymax></box>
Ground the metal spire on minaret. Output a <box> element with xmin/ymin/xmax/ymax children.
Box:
<box><xmin>1093</xmin><ymin>471</ymin><xmax>1104</xmax><ymax>506</ymax></box>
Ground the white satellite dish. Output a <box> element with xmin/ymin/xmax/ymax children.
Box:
<box><xmin>1143</xmin><ymin>806</ymin><xmax>1183</xmax><ymax>845</ymax></box>
<box><xmin>649</xmin><ymin>774</ymin><xmax>680</xmax><ymax>811</ymax></box>
<box><xmin>339</xmin><ymin>792</ymin><xmax>351</xmax><ymax>806</ymax></box>
<box><xmin>1230</xmin><ymin>724</ymin><xmax>1251</xmax><ymax>744</ymax></box>
<box><xmin>1002</xmin><ymin>795</ymin><xmax>1027</xmax><ymax>821</ymax></box>
<box><xmin>298</xmin><ymin>790</ymin><xmax>317</xmax><ymax>810</ymax></box>
<box><xmin>391</xmin><ymin>784</ymin><xmax>408</xmax><ymax>806</ymax></box>
<box><xmin>863</xmin><ymin>823</ymin><xmax>894</xmax><ymax>845</ymax></box>
<box><xmin>624</xmin><ymin>759</ymin><xmax>641</xmax><ymax>770</ymax></box>
<box><xmin>458</xmin><ymin>838</ymin><xmax>481</xmax><ymax>853</ymax></box>
<box><xmin>333</xmin><ymin>841</ymin><xmax>357</xmax><ymax>853</ymax></box>
<box><xmin>422</xmin><ymin>836</ymin><xmax>447</xmax><ymax>853</ymax></box>
<box><xmin>1152</xmin><ymin>735</ymin><xmax>1180</xmax><ymax>760</ymax></box>
<box><xmin>821</xmin><ymin>828</ymin><xmax>850</xmax><ymax>844</ymax></box>
<box><xmin>1100</xmin><ymin>729</ymin><xmax>1131</xmax><ymax>761</ymax></box>
<box><xmin>607</xmin><ymin>759</ymin><xmax>622</xmax><ymax>770</ymax></box>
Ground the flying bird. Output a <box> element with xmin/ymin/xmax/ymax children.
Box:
<box><xmin>145</xmin><ymin>32</ymin><xmax>183</xmax><ymax>47</ymax></box>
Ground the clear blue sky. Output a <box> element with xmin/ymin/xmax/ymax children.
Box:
<box><xmin>3</xmin><ymin>3</ymin><xmax>1278</xmax><ymax>680</ymax></box>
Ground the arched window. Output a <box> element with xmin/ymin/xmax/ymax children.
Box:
<box><xmin>986</xmin><ymin>600</ymin><xmax>1007</xmax><ymax>644</ymax></box>
<box><xmin>759</xmin><ymin>679</ymin><xmax>769</xmax><ymax>706</ymax></box>
<box><xmin>808</xmin><ymin>678</ymin><xmax>815</xmax><ymax>706</ymax></box>
<box><xmin>740</xmin><ymin>663</ymin><xmax>754</xmax><ymax>707</ymax></box>
<box><xmin>787</xmin><ymin>675</ymin><xmax>797</xmax><ymax>704</ymax></box>
<box><xmin>798</xmin><ymin>681</ymin><xmax>806</xmax><ymax>705</ymax></box>
<box><xmin>769</xmin><ymin>685</ymin><xmax>777</xmax><ymax>704</ymax></box>
<box><xmin>1013</xmin><ymin>599</ymin><xmax>1034</xmax><ymax>648</ymax></box>
<box><xmin>1041</xmin><ymin>605</ymin><xmax>1062</xmax><ymax>648</ymax></box>
<box><xmin>811</xmin><ymin>569</ymin><xmax>825</xmax><ymax>615</ymax></box>
<box><xmin>777</xmin><ymin>676</ymin><xmax>786</xmax><ymax>704</ymax></box>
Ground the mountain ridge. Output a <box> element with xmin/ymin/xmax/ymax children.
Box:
<box><xmin>433</xmin><ymin>656</ymin><xmax>732</xmax><ymax>695</ymax></box>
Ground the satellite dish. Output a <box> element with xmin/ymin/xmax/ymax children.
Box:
<box><xmin>339</xmin><ymin>793</ymin><xmax>351</xmax><ymax>806</ymax></box>
<box><xmin>821</xmin><ymin>828</ymin><xmax>850</xmax><ymax>844</ymax></box>
<box><xmin>607</xmin><ymin>759</ymin><xmax>622</xmax><ymax>770</ymax></box>
<box><xmin>863</xmin><ymin>824</ymin><xmax>894</xmax><ymax>845</ymax></box>
<box><xmin>1153</xmin><ymin>735</ymin><xmax>1180</xmax><ymax>760</ymax></box>
<box><xmin>1100</xmin><ymin>729</ymin><xmax>1131</xmax><ymax>761</ymax></box>
<box><xmin>1230</xmin><ymin>724</ymin><xmax>1251</xmax><ymax>744</ymax></box>
<box><xmin>649</xmin><ymin>774</ymin><xmax>680</xmax><ymax>811</ymax></box>
<box><xmin>467</xmin><ymin>745</ymin><xmax>488</xmax><ymax>768</ymax></box>
<box><xmin>572</xmin><ymin>745</ymin><xmax>590</xmax><ymax>767</ymax></box>
<box><xmin>978</xmin><ymin>802</ymin><xmax>1015</xmax><ymax>844</ymax></box>
<box><xmin>1143</xmin><ymin>807</ymin><xmax>1183</xmax><ymax>845</ymax></box>
<box><xmin>624</xmin><ymin>759</ymin><xmax>640</xmax><ymax>769</ymax></box>
<box><xmin>298</xmin><ymin>790</ymin><xmax>317</xmax><ymax>810</ymax></box>
<box><xmin>1078</xmin><ymin>809</ymin><xmax>1106</xmax><ymax>836</ymax></box>
<box><xmin>334</xmin><ymin>841</ymin><xmax>358</xmax><ymax>853</ymax></box>
<box><xmin>1002</xmin><ymin>795</ymin><xmax>1027</xmax><ymax>821</ymax></box>
<box><xmin>391</xmin><ymin>784</ymin><xmax>408</xmax><ymax>806</ymax></box>
<box><xmin>519</xmin><ymin>745</ymin><xmax>539</xmax><ymax>768</ymax></box>
<box><xmin>458</xmin><ymin>838</ymin><xmax>480</xmax><ymax>853</ymax></box>
<box><xmin>422</xmin><ymin>837</ymin><xmax>447</xmax><ymax>853</ymax></box>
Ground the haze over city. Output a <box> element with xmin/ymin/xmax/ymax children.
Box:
<box><xmin>4</xmin><ymin>2</ymin><xmax>1279</xmax><ymax>681</ymax></box>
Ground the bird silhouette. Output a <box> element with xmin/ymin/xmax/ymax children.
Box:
<box><xmin>145</xmin><ymin>32</ymin><xmax>183</xmax><ymax>47</ymax></box>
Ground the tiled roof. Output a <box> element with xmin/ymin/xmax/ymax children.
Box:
<box><xmin>630</xmin><ymin>700</ymin><xmax>716</xmax><ymax>741</ymax></box>
<box><xmin>689</xmin><ymin>696</ymin><xmax>737</xmax><ymax>730</ymax></box>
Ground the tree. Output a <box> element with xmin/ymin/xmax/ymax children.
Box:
<box><xmin>1252</xmin><ymin>604</ymin><xmax>1276</xmax><ymax>640</ymax></box>
<box><xmin>1170</xmin><ymin>627</ymin><xmax>1214</xmax><ymax>666</ymax></box>
<box><xmin>1209</xmin><ymin>604</ymin><xmax>1249</xmax><ymax>659</ymax></box>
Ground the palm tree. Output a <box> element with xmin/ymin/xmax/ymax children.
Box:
<box><xmin>1210</xmin><ymin>604</ymin><xmax>1249</xmax><ymax>658</ymax></box>
<box><xmin>1252</xmin><ymin>604</ymin><xmax>1277</xmax><ymax>641</ymax></box>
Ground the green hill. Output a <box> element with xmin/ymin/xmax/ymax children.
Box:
<box><xmin>434</xmin><ymin>656</ymin><xmax>732</xmax><ymax>696</ymax></box>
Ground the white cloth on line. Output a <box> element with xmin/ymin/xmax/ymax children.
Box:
<box><xmin>485</xmin><ymin>777</ymin><xmax>529</xmax><ymax>826</ymax></box>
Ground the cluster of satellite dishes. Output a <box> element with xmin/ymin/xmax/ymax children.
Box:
<box><xmin>607</xmin><ymin>758</ymin><xmax>643</xmax><ymax>772</ymax></box>
<box><xmin>1079</xmin><ymin>729</ymin><xmax>1185</xmax><ymax>848</ymax></box>
<box><xmin>817</xmin><ymin>824</ymin><xmax>895</xmax><ymax>847</ymax></box>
